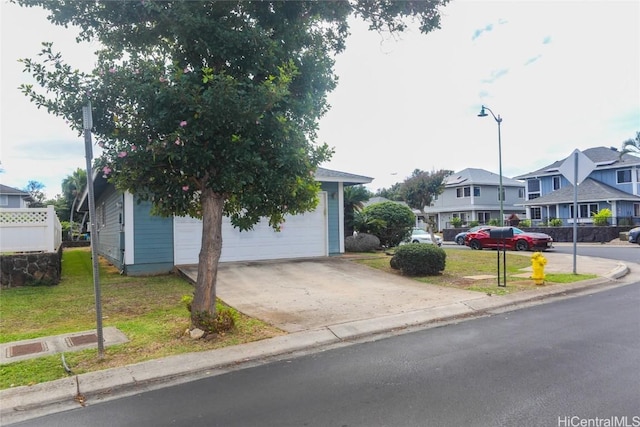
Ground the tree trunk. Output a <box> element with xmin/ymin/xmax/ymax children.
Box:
<box><xmin>191</xmin><ymin>188</ymin><xmax>225</xmax><ymax>328</ymax></box>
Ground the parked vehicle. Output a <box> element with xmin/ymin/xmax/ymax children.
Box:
<box><xmin>407</xmin><ymin>228</ymin><xmax>443</xmax><ymax>246</ymax></box>
<box><xmin>629</xmin><ymin>227</ymin><xmax>640</xmax><ymax>244</ymax></box>
<box><xmin>464</xmin><ymin>226</ymin><xmax>553</xmax><ymax>251</ymax></box>
<box><xmin>454</xmin><ymin>225</ymin><xmax>493</xmax><ymax>245</ymax></box>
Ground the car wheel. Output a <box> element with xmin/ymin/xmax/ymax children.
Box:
<box><xmin>469</xmin><ymin>239</ymin><xmax>482</xmax><ymax>250</ymax></box>
<box><xmin>412</xmin><ymin>240</ymin><xmax>420</xmax><ymax>244</ymax></box>
<box><xmin>456</xmin><ymin>236</ymin><xmax>465</xmax><ymax>245</ymax></box>
<box><xmin>515</xmin><ymin>240</ymin><xmax>529</xmax><ymax>251</ymax></box>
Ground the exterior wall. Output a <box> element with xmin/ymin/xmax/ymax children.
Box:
<box><xmin>95</xmin><ymin>187</ymin><xmax>125</xmax><ymax>270</ymax></box>
<box><xmin>0</xmin><ymin>195</ymin><xmax>28</xmax><ymax>208</ymax></box>
<box><xmin>321</xmin><ymin>182</ymin><xmax>341</xmax><ymax>254</ymax></box>
<box><xmin>129</xmin><ymin>199</ymin><xmax>174</xmax><ymax>275</ymax></box>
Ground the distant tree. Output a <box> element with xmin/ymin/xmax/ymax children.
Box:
<box><xmin>18</xmin><ymin>0</ymin><xmax>449</xmax><ymax>329</ymax></box>
<box><xmin>61</xmin><ymin>168</ymin><xmax>87</xmax><ymax>238</ymax></box>
<box><xmin>400</xmin><ymin>169</ymin><xmax>452</xmax><ymax>238</ymax></box>
<box><xmin>343</xmin><ymin>185</ymin><xmax>372</xmax><ymax>237</ymax></box>
<box><xmin>621</xmin><ymin>131</ymin><xmax>640</xmax><ymax>157</ymax></box>
<box><xmin>24</xmin><ymin>180</ymin><xmax>46</xmax><ymax>208</ymax></box>
<box><xmin>357</xmin><ymin>201</ymin><xmax>415</xmax><ymax>247</ymax></box>
<box><xmin>376</xmin><ymin>182</ymin><xmax>404</xmax><ymax>201</ymax></box>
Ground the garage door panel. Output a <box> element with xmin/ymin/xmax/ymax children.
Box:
<box><xmin>174</xmin><ymin>194</ymin><xmax>327</xmax><ymax>264</ymax></box>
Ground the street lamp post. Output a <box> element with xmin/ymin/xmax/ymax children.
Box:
<box><xmin>478</xmin><ymin>105</ymin><xmax>504</xmax><ymax>226</ymax></box>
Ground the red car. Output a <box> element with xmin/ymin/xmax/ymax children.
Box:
<box><xmin>464</xmin><ymin>226</ymin><xmax>553</xmax><ymax>251</ymax></box>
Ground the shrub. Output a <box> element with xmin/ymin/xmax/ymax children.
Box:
<box><xmin>345</xmin><ymin>233</ymin><xmax>381</xmax><ymax>252</ymax></box>
<box><xmin>549</xmin><ymin>218</ymin><xmax>563</xmax><ymax>227</ymax></box>
<box><xmin>358</xmin><ymin>202</ymin><xmax>415</xmax><ymax>247</ymax></box>
<box><xmin>182</xmin><ymin>295</ymin><xmax>237</xmax><ymax>334</ymax></box>
<box><xmin>519</xmin><ymin>219</ymin><xmax>531</xmax><ymax>227</ymax></box>
<box><xmin>468</xmin><ymin>220</ymin><xmax>479</xmax><ymax>227</ymax></box>
<box><xmin>488</xmin><ymin>218</ymin><xmax>500</xmax><ymax>226</ymax></box>
<box><xmin>593</xmin><ymin>208</ymin><xmax>612</xmax><ymax>226</ymax></box>
<box><xmin>390</xmin><ymin>243</ymin><xmax>446</xmax><ymax>276</ymax></box>
<box><xmin>450</xmin><ymin>217</ymin><xmax>463</xmax><ymax>228</ymax></box>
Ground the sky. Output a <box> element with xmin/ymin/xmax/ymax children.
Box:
<box><xmin>1</xmin><ymin>1</ymin><xmax>639</xmax><ymax>199</ymax></box>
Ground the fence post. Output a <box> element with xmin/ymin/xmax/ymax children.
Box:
<box><xmin>45</xmin><ymin>205</ymin><xmax>55</xmax><ymax>253</ymax></box>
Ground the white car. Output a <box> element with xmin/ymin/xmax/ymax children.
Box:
<box><xmin>408</xmin><ymin>228</ymin><xmax>442</xmax><ymax>246</ymax></box>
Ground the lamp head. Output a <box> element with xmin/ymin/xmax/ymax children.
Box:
<box><xmin>477</xmin><ymin>106</ymin><xmax>488</xmax><ymax>118</ymax></box>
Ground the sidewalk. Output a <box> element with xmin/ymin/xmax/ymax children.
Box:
<box><xmin>0</xmin><ymin>249</ymin><xmax>634</xmax><ymax>425</ymax></box>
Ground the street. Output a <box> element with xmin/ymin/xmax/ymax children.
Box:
<box><xmin>12</xmin><ymin>280</ymin><xmax>640</xmax><ymax>427</ymax></box>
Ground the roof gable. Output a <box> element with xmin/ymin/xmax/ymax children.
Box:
<box><xmin>445</xmin><ymin>168</ymin><xmax>524</xmax><ymax>187</ymax></box>
<box><xmin>515</xmin><ymin>146</ymin><xmax>640</xmax><ymax>179</ymax></box>
<box><xmin>522</xmin><ymin>177</ymin><xmax>640</xmax><ymax>206</ymax></box>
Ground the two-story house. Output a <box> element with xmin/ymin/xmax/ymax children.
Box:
<box><xmin>424</xmin><ymin>168</ymin><xmax>526</xmax><ymax>230</ymax></box>
<box><xmin>514</xmin><ymin>146</ymin><xmax>640</xmax><ymax>225</ymax></box>
<box><xmin>0</xmin><ymin>184</ymin><xmax>32</xmax><ymax>208</ymax></box>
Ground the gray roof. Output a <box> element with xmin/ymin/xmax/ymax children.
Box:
<box><xmin>521</xmin><ymin>178</ymin><xmax>640</xmax><ymax>206</ymax></box>
<box><xmin>515</xmin><ymin>146</ymin><xmax>640</xmax><ymax>179</ymax></box>
<box><xmin>315</xmin><ymin>167</ymin><xmax>373</xmax><ymax>186</ymax></box>
<box><xmin>0</xmin><ymin>184</ymin><xmax>29</xmax><ymax>196</ymax></box>
<box><xmin>445</xmin><ymin>168</ymin><xmax>524</xmax><ymax>187</ymax></box>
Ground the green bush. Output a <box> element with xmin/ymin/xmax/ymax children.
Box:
<box><xmin>358</xmin><ymin>202</ymin><xmax>415</xmax><ymax>247</ymax></box>
<box><xmin>345</xmin><ymin>233</ymin><xmax>381</xmax><ymax>252</ymax></box>
<box><xmin>468</xmin><ymin>220</ymin><xmax>479</xmax><ymax>227</ymax></box>
<box><xmin>390</xmin><ymin>243</ymin><xmax>446</xmax><ymax>276</ymax></box>
<box><xmin>488</xmin><ymin>218</ymin><xmax>500</xmax><ymax>226</ymax></box>
<box><xmin>450</xmin><ymin>217</ymin><xmax>463</xmax><ymax>228</ymax></box>
<box><xmin>549</xmin><ymin>218</ymin><xmax>563</xmax><ymax>227</ymax></box>
<box><xmin>593</xmin><ymin>208</ymin><xmax>612</xmax><ymax>226</ymax></box>
<box><xmin>519</xmin><ymin>219</ymin><xmax>531</xmax><ymax>227</ymax></box>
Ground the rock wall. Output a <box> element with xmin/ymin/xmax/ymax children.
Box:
<box><xmin>0</xmin><ymin>246</ymin><xmax>63</xmax><ymax>288</ymax></box>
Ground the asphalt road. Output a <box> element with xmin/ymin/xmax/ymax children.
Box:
<box><xmin>13</xmin><ymin>281</ymin><xmax>640</xmax><ymax>427</ymax></box>
<box><xmin>551</xmin><ymin>244</ymin><xmax>640</xmax><ymax>264</ymax></box>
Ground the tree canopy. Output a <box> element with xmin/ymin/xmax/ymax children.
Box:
<box><xmin>18</xmin><ymin>0</ymin><xmax>450</xmax><ymax>328</ymax></box>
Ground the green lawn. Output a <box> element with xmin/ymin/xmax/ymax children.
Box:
<box><xmin>0</xmin><ymin>246</ymin><xmax>595</xmax><ymax>389</ymax></box>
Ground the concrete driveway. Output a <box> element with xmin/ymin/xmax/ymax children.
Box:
<box><xmin>180</xmin><ymin>257</ymin><xmax>486</xmax><ymax>333</ymax></box>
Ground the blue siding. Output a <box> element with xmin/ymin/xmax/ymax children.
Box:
<box><xmin>321</xmin><ymin>182</ymin><xmax>340</xmax><ymax>254</ymax></box>
<box><xmin>95</xmin><ymin>187</ymin><xmax>124</xmax><ymax>270</ymax></box>
<box><xmin>130</xmin><ymin>199</ymin><xmax>174</xmax><ymax>275</ymax></box>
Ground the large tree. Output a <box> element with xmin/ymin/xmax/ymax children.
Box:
<box><xmin>18</xmin><ymin>0</ymin><xmax>449</xmax><ymax>329</ymax></box>
<box><xmin>401</xmin><ymin>168</ymin><xmax>452</xmax><ymax>238</ymax></box>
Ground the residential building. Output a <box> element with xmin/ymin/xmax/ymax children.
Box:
<box><xmin>78</xmin><ymin>167</ymin><xmax>372</xmax><ymax>275</ymax></box>
<box><xmin>0</xmin><ymin>184</ymin><xmax>32</xmax><ymax>208</ymax></box>
<box><xmin>514</xmin><ymin>146</ymin><xmax>640</xmax><ymax>225</ymax></box>
<box><xmin>424</xmin><ymin>168</ymin><xmax>526</xmax><ymax>230</ymax></box>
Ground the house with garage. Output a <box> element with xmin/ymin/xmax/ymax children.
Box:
<box><xmin>78</xmin><ymin>167</ymin><xmax>372</xmax><ymax>275</ymax></box>
<box><xmin>423</xmin><ymin>168</ymin><xmax>526</xmax><ymax>230</ymax></box>
<box><xmin>514</xmin><ymin>146</ymin><xmax>640</xmax><ymax>226</ymax></box>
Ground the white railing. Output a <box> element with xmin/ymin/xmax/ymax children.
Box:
<box><xmin>0</xmin><ymin>205</ymin><xmax>62</xmax><ymax>253</ymax></box>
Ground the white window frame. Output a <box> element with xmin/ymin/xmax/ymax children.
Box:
<box><xmin>617</xmin><ymin>169</ymin><xmax>632</xmax><ymax>184</ymax></box>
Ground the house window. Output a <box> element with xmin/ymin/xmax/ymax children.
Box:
<box><xmin>518</xmin><ymin>188</ymin><xmax>525</xmax><ymax>199</ymax></box>
<box><xmin>634</xmin><ymin>203</ymin><xmax>640</xmax><ymax>217</ymax></box>
<box><xmin>617</xmin><ymin>169</ymin><xmax>632</xmax><ymax>184</ymax></box>
<box><xmin>0</xmin><ymin>195</ymin><xmax>7</xmax><ymax>206</ymax></box>
<box><xmin>473</xmin><ymin>187</ymin><xmax>480</xmax><ymax>197</ymax></box>
<box><xmin>527</xmin><ymin>179</ymin><xmax>540</xmax><ymax>200</ymax></box>
<box><xmin>478</xmin><ymin>212</ymin><xmax>490</xmax><ymax>224</ymax></box>
<box><xmin>457</xmin><ymin>186</ymin><xmax>472</xmax><ymax>198</ymax></box>
<box><xmin>531</xmin><ymin>207</ymin><xmax>542</xmax><ymax>220</ymax></box>
<box><xmin>497</xmin><ymin>187</ymin><xmax>505</xmax><ymax>202</ymax></box>
<box><xmin>570</xmin><ymin>203</ymin><xmax>599</xmax><ymax>218</ymax></box>
<box><xmin>552</xmin><ymin>176</ymin><xmax>561</xmax><ymax>190</ymax></box>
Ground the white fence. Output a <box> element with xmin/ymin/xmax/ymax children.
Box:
<box><xmin>0</xmin><ymin>206</ymin><xmax>62</xmax><ymax>253</ymax></box>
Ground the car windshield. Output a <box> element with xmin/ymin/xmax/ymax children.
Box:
<box><xmin>512</xmin><ymin>227</ymin><xmax>523</xmax><ymax>234</ymax></box>
<box><xmin>412</xmin><ymin>229</ymin><xmax>428</xmax><ymax>235</ymax></box>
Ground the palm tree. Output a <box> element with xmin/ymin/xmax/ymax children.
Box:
<box><xmin>343</xmin><ymin>185</ymin><xmax>372</xmax><ymax>237</ymax></box>
<box><xmin>61</xmin><ymin>168</ymin><xmax>87</xmax><ymax>240</ymax></box>
<box><xmin>621</xmin><ymin>131</ymin><xmax>640</xmax><ymax>157</ymax></box>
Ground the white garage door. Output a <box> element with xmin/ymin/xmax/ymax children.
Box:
<box><xmin>174</xmin><ymin>193</ymin><xmax>327</xmax><ymax>264</ymax></box>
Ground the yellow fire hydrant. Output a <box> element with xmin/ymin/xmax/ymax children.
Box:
<box><xmin>531</xmin><ymin>252</ymin><xmax>547</xmax><ymax>285</ymax></box>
